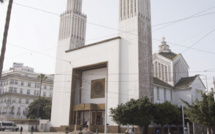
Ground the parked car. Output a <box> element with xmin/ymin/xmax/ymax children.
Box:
<box><xmin>0</xmin><ymin>121</ymin><xmax>19</xmax><ymax>131</ymax></box>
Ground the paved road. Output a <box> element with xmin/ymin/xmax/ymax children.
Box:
<box><xmin>0</xmin><ymin>132</ymin><xmax>65</xmax><ymax>134</ymax></box>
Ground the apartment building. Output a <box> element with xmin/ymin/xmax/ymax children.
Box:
<box><xmin>0</xmin><ymin>63</ymin><xmax>54</xmax><ymax>120</ymax></box>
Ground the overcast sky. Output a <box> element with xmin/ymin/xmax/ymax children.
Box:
<box><xmin>0</xmin><ymin>0</ymin><xmax>215</xmax><ymax>89</ymax></box>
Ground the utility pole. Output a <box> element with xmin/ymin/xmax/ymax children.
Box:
<box><xmin>0</xmin><ymin>0</ymin><xmax>13</xmax><ymax>80</ymax></box>
<box><xmin>213</xmin><ymin>77</ymin><xmax>215</xmax><ymax>100</ymax></box>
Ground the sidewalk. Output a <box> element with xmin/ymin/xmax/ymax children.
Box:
<box><xmin>0</xmin><ymin>132</ymin><xmax>65</xmax><ymax>134</ymax></box>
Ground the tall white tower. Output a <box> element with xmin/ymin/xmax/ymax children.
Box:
<box><xmin>58</xmin><ymin>0</ymin><xmax>87</xmax><ymax>49</ymax></box>
<box><xmin>118</xmin><ymin>0</ymin><xmax>153</xmax><ymax>101</ymax></box>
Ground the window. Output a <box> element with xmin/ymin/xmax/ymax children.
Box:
<box><xmin>9</xmin><ymin>87</ymin><xmax>13</xmax><ymax>92</ymax></box>
<box><xmin>37</xmin><ymin>91</ymin><xmax>39</xmax><ymax>96</ymax></box>
<box><xmin>20</xmin><ymin>89</ymin><xmax>23</xmax><ymax>94</ymax></box>
<box><xmin>164</xmin><ymin>88</ymin><xmax>166</xmax><ymax>100</ymax></box>
<box><xmin>14</xmin><ymin>88</ymin><xmax>17</xmax><ymax>93</ymax></box>
<box><xmin>26</xmin><ymin>99</ymin><xmax>29</xmax><ymax>104</ymax></box>
<box><xmin>49</xmin><ymin>92</ymin><xmax>52</xmax><ymax>97</ymax></box>
<box><xmin>7</xmin><ymin>97</ymin><xmax>11</xmax><ymax>103</ymax></box>
<box><xmin>17</xmin><ymin>107</ymin><xmax>20</xmax><ymax>115</ymax></box>
<box><xmin>35</xmin><ymin>83</ymin><xmax>40</xmax><ymax>88</ymax></box>
<box><xmin>50</xmin><ymin>87</ymin><xmax>53</xmax><ymax>90</ymax></box>
<box><xmin>161</xmin><ymin>64</ymin><xmax>164</xmax><ymax>80</ymax></box>
<box><xmin>21</xmin><ymin>81</ymin><xmax>24</xmax><ymax>86</ymax></box>
<box><xmin>165</xmin><ymin>66</ymin><xmax>168</xmax><ymax>82</ymax></box>
<box><xmin>158</xmin><ymin>63</ymin><xmax>161</xmax><ymax>78</ymax></box>
<box><xmin>15</xmin><ymin>80</ymin><xmax>18</xmax><ymax>85</ymax></box>
<box><xmin>27</xmin><ymin>89</ymin><xmax>30</xmax><ymax>95</ymax></box>
<box><xmin>10</xmin><ymin>79</ymin><xmax>14</xmax><ymax>84</ymax></box>
<box><xmin>157</xmin><ymin>87</ymin><xmax>160</xmax><ymax>100</ymax></box>
<box><xmin>28</xmin><ymin>82</ymin><xmax>31</xmax><ymax>87</ymax></box>
<box><xmin>44</xmin><ymin>86</ymin><xmax>47</xmax><ymax>89</ymax></box>
<box><xmin>43</xmin><ymin>92</ymin><xmax>46</xmax><ymax>97</ymax></box>
<box><xmin>18</xmin><ymin>98</ymin><xmax>21</xmax><ymax>103</ymax></box>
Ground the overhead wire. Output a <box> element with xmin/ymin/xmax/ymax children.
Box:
<box><xmin>2</xmin><ymin>1</ymin><xmax>214</xmax><ymax>90</ymax></box>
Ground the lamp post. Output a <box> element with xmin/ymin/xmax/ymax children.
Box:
<box><xmin>104</xmin><ymin>85</ymin><xmax>107</xmax><ymax>134</ymax></box>
<box><xmin>198</xmin><ymin>74</ymin><xmax>208</xmax><ymax>93</ymax></box>
<box><xmin>182</xmin><ymin>104</ymin><xmax>185</xmax><ymax>134</ymax></box>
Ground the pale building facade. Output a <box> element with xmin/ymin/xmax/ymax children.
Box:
<box><xmin>152</xmin><ymin>38</ymin><xmax>205</xmax><ymax>105</ymax></box>
<box><xmin>51</xmin><ymin>0</ymin><xmax>153</xmax><ymax>132</ymax></box>
<box><xmin>0</xmin><ymin>63</ymin><xmax>54</xmax><ymax>120</ymax></box>
<box><xmin>50</xmin><ymin>0</ymin><xmax>205</xmax><ymax>133</ymax></box>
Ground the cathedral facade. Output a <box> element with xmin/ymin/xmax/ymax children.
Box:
<box><xmin>50</xmin><ymin>0</ymin><xmax>205</xmax><ymax>132</ymax></box>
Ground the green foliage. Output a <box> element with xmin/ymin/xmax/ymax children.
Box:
<box><xmin>154</xmin><ymin>101</ymin><xmax>181</xmax><ymax>126</ymax></box>
<box><xmin>37</xmin><ymin>73</ymin><xmax>47</xmax><ymax>82</ymax></box>
<box><xmin>182</xmin><ymin>92</ymin><xmax>215</xmax><ymax>129</ymax></box>
<box><xmin>110</xmin><ymin>97</ymin><xmax>154</xmax><ymax>127</ymax></box>
<box><xmin>27</xmin><ymin>97</ymin><xmax>52</xmax><ymax>119</ymax></box>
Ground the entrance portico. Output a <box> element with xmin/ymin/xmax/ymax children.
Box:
<box><xmin>73</xmin><ymin>103</ymin><xmax>105</xmax><ymax>132</ymax></box>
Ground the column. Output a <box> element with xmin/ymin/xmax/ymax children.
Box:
<box><xmin>81</xmin><ymin>111</ymin><xmax>84</xmax><ymax>125</ymax></box>
<box><xmin>89</xmin><ymin>110</ymin><xmax>91</xmax><ymax>131</ymax></box>
<box><xmin>75</xmin><ymin>112</ymin><xmax>78</xmax><ymax>124</ymax></box>
<box><xmin>95</xmin><ymin>111</ymin><xmax>97</xmax><ymax>125</ymax></box>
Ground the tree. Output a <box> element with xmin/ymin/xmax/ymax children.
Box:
<box><xmin>0</xmin><ymin>0</ymin><xmax>13</xmax><ymax>79</ymax></box>
<box><xmin>27</xmin><ymin>97</ymin><xmax>52</xmax><ymax>119</ymax></box>
<box><xmin>110</xmin><ymin>97</ymin><xmax>154</xmax><ymax>134</ymax></box>
<box><xmin>182</xmin><ymin>92</ymin><xmax>215</xmax><ymax>134</ymax></box>
<box><xmin>154</xmin><ymin>101</ymin><xmax>181</xmax><ymax>134</ymax></box>
<box><xmin>36</xmin><ymin>74</ymin><xmax>48</xmax><ymax>119</ymax></box>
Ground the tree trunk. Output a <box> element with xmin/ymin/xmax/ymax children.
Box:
<box><xmin>140</xmin><ymin>126</ymin><xmax>144</xmax><ymax>134</ymax></box>
<box><xmin>207</xmin><ymin>127</ymin><xmax>211</xmax><ymax>134</ymax></box>
<box><xmin>0</xmin><ymin>0</ymin><xmax>13</xmax><ymax>80</ymax></box>
<box><xmin>144</xmin><ymin>125</ymin><xmax>148</xmax><ymax>134</ymax></box>
<box><xmin>161</xmin><ymin>126</ymin><xmax>164</xmax><ymax>134</ymax></box>
<box><xmin>168</xmin><ymin>127</ymin><xmax>170</xmax><ymax>134</ymax></box>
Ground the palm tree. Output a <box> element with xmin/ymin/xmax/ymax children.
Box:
<box><xmin>35</xmin><ymin>74</ymin><xmax>47</xmax><ymax>131</ymax></box>
<box><xmin>36</xmin><ymin>74</ymin><xmax>48</xmax><ymax>119</ymax></box>
<box><xmin>0</xmin><ymin>0</ymin><xmax>13</xmax><ymax>80</ymax></box>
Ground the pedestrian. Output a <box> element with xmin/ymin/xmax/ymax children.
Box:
<box><xmin>85</xmin><ymin>120</ymin><xmax>89</xmax><ymax>131</ymax></box>
<box><xmin>129</xmin><ymin>128</ymin><xmax>134</xmax><ymax>134</ymax></box>
<box><xmin>156</xmin><ymin>129</ymin><xmax>160</xmax><ymax>134</ymax></box>
<box><xmin>31</xmin><ymin>126</ymin><xmax>34</xmax><ymax>134</ymax></box>
<box><xmin>20</xmin><ymin>126</ymin><xmax>23</xmax><ymax>134</ymax></box>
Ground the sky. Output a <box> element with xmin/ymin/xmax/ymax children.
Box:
<box><xmin>0</xmin><ymin>0</ymin><xmax>215</xmax><ymax>89</ymax></box>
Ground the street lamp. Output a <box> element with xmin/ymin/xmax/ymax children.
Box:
<box><xmin>198</xmin><ymin>74</ymin><xmax>208</xmax><ymax>93</ymax></box>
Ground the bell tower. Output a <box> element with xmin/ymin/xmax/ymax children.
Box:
<box><xmin>119</xmin><ymin>0</ymin><xmax>153</xmax><ymax>101</ymax></box>
<box><xmin>58</xmin><ymin>0</ymin><xmax>87</xmax><ymax>49</ymax></box>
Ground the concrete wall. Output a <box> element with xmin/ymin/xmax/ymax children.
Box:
<box><xmin>153</xmin><ymin>85</ymin><xmax>172</xmax><ymax>103</ymax></box>
<box><xmin>51</xmin><ymin>38</ymin><xmax>121</xmax><ymax>127</ymax></box>
<box><xmin>173</xmin><ymin>56</ymin><xmax>189</xmax><ymax>85</ymax></box>
<box><xmin>81</xmin><ymin>68</ymin><xmax>106</xmax><ymax>104</ymax></box>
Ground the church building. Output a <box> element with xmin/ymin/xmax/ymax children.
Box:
<box><xmin>50</xmin><ymin>0</ymin><xmax>205</xmax><ymax>132</ymax></box>
<box><xmin>152</xmin><ymin>38</ymin><xmax>205</xmax><ymax>105</ymax></box>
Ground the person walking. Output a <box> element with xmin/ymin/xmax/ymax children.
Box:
<box><xmin>85</xmin><ymin>120</ymin><xmax>89</xmax><ymax>131</ymax></box>
<box><xmin>31</xmin><ymin>126</ymin><xmax>34</xmax><ymax>134</ymax></box>
<box><xmin>20</xmin><ymin>126</ymin><xmax>23</xmax><ymax>134</ymax></box>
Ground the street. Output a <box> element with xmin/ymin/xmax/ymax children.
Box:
<box><xmin>0</xmin><ymin>132</ymin><xmax>66</xmax><ymax>134</ymax></box>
